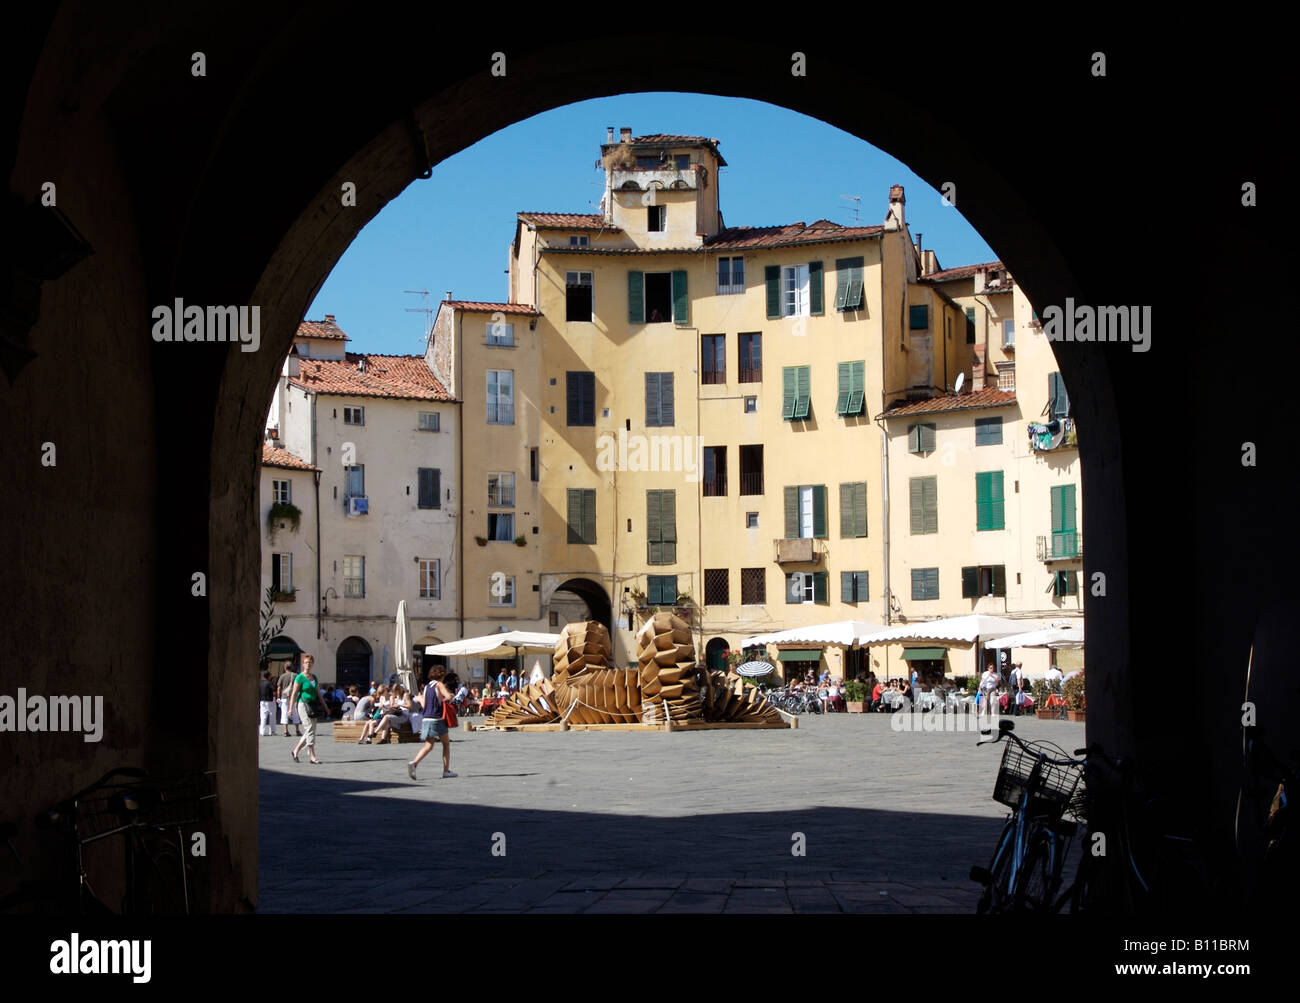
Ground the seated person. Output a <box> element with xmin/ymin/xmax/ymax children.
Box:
<box><xmin>340</xmin><ymin>684</ymin><xmax>360</xmax><ymax>719</ymax></box>
<box><xmin>369</xmin><ymin>685</ymin><xmax>412</xmax><ymax>743</ymax></box>
<box><xmin>352</xmin><ymin>689</ymin><xmax>375</xmax><ymax>722</ymax></box>
<box><xmin>453</xmin><ymin>680</ymin><xmax>469</xmax><ymax>710</ymax></box>
<box><xmin>870</xmin><ymin>680</ymin><xmax>884</xmax><ymax>710</ymax></box>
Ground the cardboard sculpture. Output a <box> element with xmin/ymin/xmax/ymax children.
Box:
<box><xmin>486</xmin><ymin>618</ymin><xmax>783</xmax><ymax>729</ymax></box>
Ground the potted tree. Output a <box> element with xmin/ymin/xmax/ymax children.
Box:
<box><xmin>1033</xmin><ymin>679</ymin><xmax>1055</xmax><ymax>719</ymax></box>
<box><xmin>1063</xmin><ymin>673</ymin><xmax>1086</xmax><ymax>721</ymax></box>
<box><xmin>843</xmin><ymin>678</ymin><xmax>868</xmax><ymax>713</ymax></box>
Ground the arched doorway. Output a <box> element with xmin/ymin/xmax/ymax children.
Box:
<box><xmin>705</xmin><ymin>637</ymin><xmax>728</xmax><ymax>672</ymax></box>
<box><xmin>335</xmin><ymin>636</ymin><xmax>373</xmax><ymax>691</ymax></box>
<box><xmin>549</xmin><ymin>578</ymin><xmax>612</xmax><ymax>635</ymax></box>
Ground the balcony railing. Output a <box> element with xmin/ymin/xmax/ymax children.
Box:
<box><xmin>701</xmin><ymin>367</ymin><xmax>725</xmax><ymax>385</ymax></box>
<box><xmin>1037</xmin><ymin>532</ymin><xmax>1082</xmax><ymax>562</ymax></box>
<box><xmin>774</xmin><ymin>537</ymin><xmax>822</xmax><ymax>564</ymax></box>
<box><xmin>702</xmin><ymin>476</ymin><xmax>727</xmax><ymax>497</ymax></box>
<box><xmin>739</xmin><ymin>472</ymin><xmax>764</xmax><ymax>495</ymax></box>
<box><xmin>738</xmin><ymin>367</ymin><xmax>762</xmax><ymax>383</ymax></box>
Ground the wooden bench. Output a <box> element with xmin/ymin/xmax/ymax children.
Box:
<box><xmin>332</xmin><ymin>719</ymin><xmax>420</xmax><ymax>744</ymax></box>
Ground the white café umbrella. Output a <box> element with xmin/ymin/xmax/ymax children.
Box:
<box><xmin>984</xmin><ymin>623</ymin><xmax>1085</xmax><ymax>650</ymax></box>
<box><xmin>394</xmin><ymin>600</ymin><xmax>418</xmax><ymax>694</ymax></box>
<box><xmin>857</xmin><ymin>614</ymin><xmax>1044</xmax><ymax>646</ymax></box>
<box><xmin>739</xmin><ymin>619</ymin><xmax>883</xmax><ymax>648</ymax></box>
<box><xmin>423</xmin><ymin>630</ymin><xmax>561</xmax><ymax>659</ymax></box>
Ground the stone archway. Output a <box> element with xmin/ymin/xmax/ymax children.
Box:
<box><xmin>549</xmin><ymin>578</ymin><xmax>612</xmax><ymax>636</ymax></box>
<box><xmin>704</xmin><ymin>637</ymin><xmax>729</xmax><ymax>673</ymax></box>
<box><xmin>334</xmin><ymin>636</ymin><xmax>373</xmax><ymax>691</ymax></box>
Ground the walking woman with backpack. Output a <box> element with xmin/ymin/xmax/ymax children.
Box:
<box><xmin>408</xmin><ymin>666</ymin><xmax>458</xmax><ymax>780</ymax></box>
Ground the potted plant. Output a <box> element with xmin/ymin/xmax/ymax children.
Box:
<box><xmin>1032</xmin><ymin>679</ymin><xmax>1055</xmax><ymax>719</ymax></box>
<box><xmin>1063</xmin><ymin>673</ymin><xmax>1086</xmax><ymax>721</ymax></box>
<box><xmin>514</xmin><ymin>535</ymin><xmax>527</xmax><ymax>547</ymax></box>
<box><xmin>843</xmin><ymin>678</ymin><xmax>868</xmax><ymax>713</ymax></box>
<box><xmin>674</xmin><ymin>591</ymin><xmax>696</xmax><ymax>623</ymax></box>
<box><xmin>474</xmin><ymin>535</ymin><xmax>488</xmax><ymax>546</ymax></box>
<box><xmin>267</xmin><ymin>500</ymin><xmax>301</xmax><ymax>543</ymax></box>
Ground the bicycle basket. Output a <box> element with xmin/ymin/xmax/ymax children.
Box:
<box><xmin>993</xmin><ymin>741</ymin><xmax>1082</xmax><ymax>818</ymax></box>
<box><xmin>73</xmin><ymin>772</ymin><xmax>218</xmax><ymax>843</ymax></box>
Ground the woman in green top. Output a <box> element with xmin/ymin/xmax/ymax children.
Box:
<box><xmin>288</xmin><ymin>653</ymin><xmax>326</xmax><ymax>764</ymax></box>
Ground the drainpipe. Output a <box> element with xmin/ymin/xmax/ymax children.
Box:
<box><xmin>312</xmin><ymin>390</ymin><xmax>322</xmax><ymax>640</ymax></box>
<box><xmin>876</xmin><ymin>413</ymin><xmax>890</xmax><ymax>629</ymax></box>
<box><xmin>456</xmin><ymin>311</ymin><xmax>465</xmax><ymax>643</ymax></box>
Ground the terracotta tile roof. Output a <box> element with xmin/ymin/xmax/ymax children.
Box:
<box><xmin>296</xmin><ymin>316</ymin><xmax>350</xmax><ymax>340</ymax></box>
<box><xmin>881</xmin><ymin>387</ymin><xmax>1018</xmax><ymax>418</ymax></box>
<box><xmin>517</xmin><ymin>212</ymin><xmax>619</xmax><ymax>231</ymax></box>
<box><xmin>630</xmin><ymin>134</ymin><xmax>718</xmax><ymax>145</ymax></box>
<box><xmin>288</xmin><ymin>354</ymin><xmax>452</xmax><ymax>401</ymax></box>
<box><xmin>923</xmin><ymin>261</ymin><xmax>1011</xmax><ymax>286</ymax></box>
<box><xmin>442</xmin><ymin>301</ymin><xmax>539</xmax><ymax>316</ymax></box>
<box><xmin>262</xmin><ymin>442</ymin><xmax>318</xmax><ymax>471</ymax></box>
<box><xmin>703</xmin><ymin>220</ymin><xmax>884</xmax><ymax>250</ymax></box>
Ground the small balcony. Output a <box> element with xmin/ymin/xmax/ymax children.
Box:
<box><xmin>774</xmin><ymin>537</ymin><xmax>823</xmax><ymax>564</ymax></box>
<box><xmin>702</xmin><ymin>475</ymin><xmax>727</xmax><ymax>497</ymax></box>
<box><xmin>1037</xmin><ymin>532</ymin><xmax>1082</xmax><ymax>562</ymax></box>
<box><xmin>611</xmin><ymin>168</ymin><xmax>696</xmax><ymax>191</ymax></box>
<box><xmin>739</xmin><ymin>472</ymin><xmax>764</xmax><ymax>496</ymax></box>
<box><xmin>345</xmin><ymin>495</ymin><xmax>369</xmax><ymax>517</ymax></box>
<box><xmin>1029</xmin><ymin>417</ymin><xmax>1078</xmax><ymax>452</ymax></box>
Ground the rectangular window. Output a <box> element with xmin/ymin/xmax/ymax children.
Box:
<box><xmin>645</xmin><ymin>372</ymin><xmax>675</xmax><ymax>427</ymax></box>
<box><xmin>675</xmin><ymin>154</ymin><xmax>690</xmax><ymax>170</ymax></box>
<box><xmin>839</xmin><ymin>481</ymin><xmax>867</xmax><ymax>538</ymax></box>
<box><xmin>644</xmin><ymin>271</ymin><xmax>672</xmax><ymax>323</ymax></box>
<box><xmin>834</xmin><ymin>256</ymin><xmax>865</xmax><ymax>311</ymax></box>
<box><xmin>781</xmin><ymin>366</ymin><xmax>811</xmax><ymax>420</ymax></box>
<box><xmin>737</xmin><ymin>332</ymin><xmax>761</xmax><ymax>382</ymax></box>
<box><xmin>909</xmin><ymin>476</ymin><xmax>938</xmax><ymax>535</ymax></box>
<box><xmin>488</xmin><ymin>575</ymin><xmax>516</xmax><ymax>607</ymax></box>
<box><xmin>647</xmin><ymin>205</ymin><xmax>666</xmax><ymax>231</ymax></box>
<box><xmin>569</xmin><ymin>234</ymin><xmax>589</xmax><ymax>247</ymax></box>
<box><xmin>566</xmin><ymin>488</ymin><xmax>597</xmax><ymax>544</ymax></box>
<box><xmin>836</xmin><ymin>361</ymin><xmax>866</xmax><ymax>416</ymax></box>
<box><xmin>343</xmin><ymin>406</ymin><xmax>365</xmax><ymax>425</ymax></box>
<box><xmin>487</xmin><ymin>512</ymin><xmax>515</xmax><ymax>541</ymax></box>
<box><xmin>417</xmin><ymin>467</ymin><xmax>441</xmax><ymax>509</ymax></box>
<box><xmin>841</xmin><ymin>570</ymin><xmax>869</xmax><ymax>603</ymax></box>
<box><xmin>646</xmin><ymin>575</ymin><xmax>678</xmax><ymax>606</ymax></box>
<box><xmin>272</xmin><ymin>479</ymin><xmax>291</xmax><ymax>504</ymax></box>
<box><xmin>1002</xmin><ymin>318</ymin><xmax>1015</xmax><ymax>348</ymax></box>
<box><xmin>702</xmin><ymin>446</ymin><xmax>727</xmax><ymax>497</ymax></box>
<box><xmin>782</xmin><ymin>264</ymin><xmax>809</xmax><ymax>317</ymax></box>
<box><xmin>345</xmin><ymin>464</ymin><xmax>365</xmax><ymax>498</ymax></box>
<box><xmin>740</xmin><ymin>568</ymin><xmax>765</xmax><ymax>605</ymax></box>
<box><xmin>786</xmin><ymin>571</ymin><xmax>828</xmax><ymax>605</ymax></box>
<box><xmin>1053</xmin><ymin>569</ymin><xmax>1079</xmax><ymax>597</ymax></box>
<box><xmin>565</xmin><ymin>271</ymin><xmax>593</xmax><ymax>322</ymax></box>
<box><xmin>635</xmin><ymin>155</ymin><xmax>661</xmax><ymax>169</ymax></box>
<box><xmin>487</xmin><ymin>319</ymin><xmax>514</xmax><ymax>346</ymax></box>
<box><xmin>745</xmin><ymin>511</ymin><xmax>759</xmax><ymax>528</ymax></box>
<box><xmin>1050</xmin><ymin>484</ymin><xmax>1079</xmax><ymax>557</ymax></box>
<box><xmin>486</xmin><ymin>370</ymin><xmax>514</xmax><ymax>424</ymax></box>
<box><xmin>566</xmin><ymin>371</ymin><xmax>595</xmax><ymax>426</ymax></box>
<box><xmin>739</xmin><ymin>444</ymin><xmax>763</xmax><ymax>496</ymax></box>
<box><xmin>704</xmin><ymin>568</ymin><xmax>729</xmax><ymax>606</ymax></box>
<box><xmin>418</xmin><ymin>411</ymin><xmax>440</xmax><ymax>432</ymax></box>
<box><xmin>975</xmin><ymin>471</ymin><xmax>1005</xmax><ymax>531</ymax></box>
<box><xmin>909</xmin><ymin>304</ymin><xmax>929</xmax><ymax>330</ymax></box>
<box><xmin>961</xmin><ymin>565</ymin><xmax>1007</xmax><ymax>598</ymax></box>
<box><xmin>911</xmin><ymin>567</ymin><xmax>939</xmax><ymax>601</ymax></box>
<box><xmin>744</xmin><ymin>396</ymin><xmax>757</xmax><ymax>413</ymax></box>
<box><xmin>908</xmin><ymin>423</ymin><xmax>937</xmax><ymax>454</ymax></box>
<box><xmin>965</xmin><ymin>306</ymin><xmax>976</xmax><ymax>345</ymax></box>
<box><xmin>701</xmin><ymin>335</ymin><xmax>725</xmax><ymax>385</ymax></box>
<box><xmin>717</xmin><ymin>256</ymin><xmax>746</xmax><ymax>295</ymax></box>
<box><xmin>783</xmin><ymin>484</ymin><xmax>827</xmax><ymax>539</ymax></box>
<box><xmin>530</xmin><ymin>447</ymin><xmax>539</xmax><ymax>483</ymax></box>
<box><xmin>975</xmin><ymin>417</ymin><xmax>1003</xmax><ymax>446</ymax></box>
<box><xmin>343</xmin><ymin>555</ymin><xmax>365</xmax><ymax>598</ymax></box>
<box><xmin>419</xmin><ymin>558</ymin><xmax>441</xmax><ymax>599</ymax></box>
<box><xmin>487</xmin><ymin>472</ymin><xmax>515</xmax><ymax>507</ymax></box>
<box><xmin>646</xmin><ymin>490</ymin><xmax>677</xmax><ymax>565</ymax></box>
<box><xmin>272</xmin><ymin>553</ymin><xmax>293</xmax><ymax>594</ymax></box>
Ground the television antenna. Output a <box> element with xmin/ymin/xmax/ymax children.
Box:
<box><xmin>404</xmin><ymin>289</ymin><xmax>433</xmax><ymax>347</ymax></box>
<box><xmin>840</xmin><ymin>194</ymin><xmax>861</xmax><ymax>225</ymax></box>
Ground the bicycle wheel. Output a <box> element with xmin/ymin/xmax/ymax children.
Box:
<box><xmin>974</xmin><ymin>820</ymin><xmax>1017</xmax><ymax>915</ymax></box>
<box><xmin>1015</xmin><ymin>825</ymin><xmax>1065</xmax><ymax>911</ymax></box>
<box><xmin>127</xmin><ymin>828</ymin><xmax>192</xmax><ymax>914</ymax></box>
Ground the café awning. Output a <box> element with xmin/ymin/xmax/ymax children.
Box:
<box><xmin>858</xmin><ymin>614</ymin><xmax>1044</xmax><ymax>647</ymax></box>
<box><xmin>739</xmin><ymin>619</ymin><xmax>883</xmax><ymax>648</ymax></box>
<box><xmin>984</xmin><ymin>624</ymin><xmax>1085</xmax><ymax>650</ymax></box>
<box><xmin>902</xmin><ymin>647</ymin><xmax>947</xmax><ymax>661</ymax></box>
<box><xmin>777</xmin><ymin>649</ymin><xmax>823</xmax><ymax>662</ymax></box>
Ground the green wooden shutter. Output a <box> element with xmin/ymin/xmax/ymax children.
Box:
<box><xmin>567</xmin><ymin>489</ymin><xmax>583</xmax><ymax>543</ymax></box>
<box><xmin>794</xmin><ymin>366</ymin><xmax>811</xmax><ymax>418</ymax></box>
<box><xmin>784</xmin><ymin>486</ymin><xmax>799</xmax><ymax>539</ymax></box>
<box><xmin>660</xmin><ymin>372</ymin><xmax>674</xmax><ymax>426</ymax></box>
<box><xmin>808</xmin><ymin>261</ymin><xmax>823</xmax><ymax>315</ymax></box>
<box><xmin>839</xmin><ymin>482</ymin><xmax>853</xmax><ymax>537</ymax></box>
<box><xmin>836</xmin><ymin>363</ymin><xmax>852</xmax><ymax>415</ymax></box>
<box><xmin>854</xmin><ymin>481</ymin><xmax>867</xmax><ymax>537</ymax></box>
<box><xmin>582</xmin><ymin>489</ymin><xmax>596</xmax><ymax>544</ymax></box>
<box><xmin>961</xmin><ymin>566</ymin><xmax>978</xmax><ymax>598</ymax></box>
<box><xmin>921</xmin><ymin>424</ymin><xmax>936</xmax><ymax>452</ymax></box>
<box><xmin>812</xmin><ymin>484</ymin><xmax>827</xmax><ymax>538</ymax></box>
<box><xmin>908</xmin><ymin>424</ymin><xmax>920</xmax><ymax>454</ymax></box>
<box><xmin>628</xmin><ymin>270</ymin><xmax>644</xmax><ymax>324</ymax></box>
<box><xmin>645</xmin><ymin>372</ymin><xmax>660</xmax><ymax>426</ymax></box>
<box><xmin>782</xmin><ymin>367</ymin><xmax>797</xmax><ymax>420</ymax></box>
<box><xmin>855</xmin><ymin>571</ymin><xmax>868</xmax><ymax>601</ymax></box>
<box><xmin>841</xmin><ymin>570</ymin><xmax>854</xmax><ymax>602</ymax></box>
<box><xmin>992</xmin><ymin>564</ymin><xmax>1007</xmax><ymax>597</ymax></box>
<box><xmin>923</xmin><ymin>477</ymin><xmax>938</xmax><ymax>533</ymax></box>
<box><xmin>765</xmin><ymin>265</ymin><xmax>781</xmax><ymax>319</ymax></box>
<box><xmin>432</xmin><ymin>468</ymin><xmax>441</xmax><ymax>509</ymax></box>
<box><xmin>647</xmin><ymin>575</ymin><xmax>662</xmax><ymax>605</ymax></box>
<box><xmin>910</xmin><ymin>478</ymin><xmax>924</xmax><ymax>534</ymax></box>
<box><xmin>661</xmin><ymin>489</ymin><xmax>676</xmax><ymax>563</ymax></box>
<box><xmin>965</xmin><ymin>306</ymin><xmax>976</xmax><ymax>344</ymax></box>
<box><xmin>976</xmin><ymin>472</ymin><xmax>991</xmax><ymax>531</ymax></box>
<box><xmin>849</xmin><ymin>361</ymin><xmax>865</xmax><ymax>415</ymax></box>
<box><xmin>834</xmin><ymin>265</ymin><xmax>849</xmax><ymax>310</ymax></box>
<box><xmin>647</xmin><ymin>490</ymin><xmax>662</xmax><ymax>564</ymax></box>
<box><xmin>990</xmin><ymin>471</ymin><xmax>1004</xmax><ymax>529</ymax></box>
<box><xmin>813</xmin><ymin>570</ymin><xmax>828</xmax><ymax>603</ymax></box>
<box><xmin>672</xmin><ymin>270</ymin><xmax>688</xmax><ymax>324</ymax></box>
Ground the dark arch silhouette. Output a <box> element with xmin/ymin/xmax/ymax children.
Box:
<box><xmin>552</xmin><ymin>578</ymin><xmax>612</xmax><ymax>636</ymax></box>
<box><xmin>2</xmin><ymin>14</ymin><xmax>1273</xmax><ymax>913</ymax></box>
<box><xmin>334</xmin><ymin>636</ymin><xmax>373</xmax><ymax>690</ymax></box>
<box><xmin>704</xmin><ymin>637</ymin><xmax>728</xmax><ymax>672</ymax></box>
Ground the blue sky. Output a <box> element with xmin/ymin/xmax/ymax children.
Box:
<box><xmin>308</xmin><ymin>92</ymin><xmax>997</xmax><ymax>356</ymax></box>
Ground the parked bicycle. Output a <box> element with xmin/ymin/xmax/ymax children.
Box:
<box><xmin>0</xmin><ymin>767</ymin><xmax>216</xmax><ymax>915</ymax></box>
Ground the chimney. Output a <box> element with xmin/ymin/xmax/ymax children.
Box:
<box><xmin>620</xmin><ymin>127</ymin><xmax>632</xmax><ymax>144</ymax></box>
<box><xmin>358</xmin><ymin>357</ymin><xmax>366</xmax><ymax>374</ymax></box>
<box><xmin>971</xmin><ymin>346</ymin><xmax>986</xmax><ymax>391</ymax></box>
<box><xmin>445</xmin><ymin>290</ymin><xmax>452</xmax><ymax>302</ymax></box>
<box><xmin>886</xmin><ymin>184</ymin><xmax>906</xmax><ymax>231</ymax></box>
<box><xmin>324</xmin><ymin>313</ymin><xmax>335</xmax><ymax>323</ymax></box>
<box><xmin>606</xmin><ymin>126</ymin><xmax>614</xmax><ymax>143</ymax></box>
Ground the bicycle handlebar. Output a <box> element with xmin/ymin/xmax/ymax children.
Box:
<box><xmin>978</xmin><ymin>720</ymin><xmax>1082</xmax><ymax>767</ymax></box>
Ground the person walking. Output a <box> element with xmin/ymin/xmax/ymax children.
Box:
<box><xmin>979</xmin><ymin>664</ymin><xmax>999</xmax><ymax>719</ymax></box>
<box><xmin>288</xmin><ymin>653</ymin><xmax>326</xmax><ymax>764</ymax></box>
<box><xmin>258</xmin><ymin>669</ymin><xmax>277</xmax><ymax>736</ymax></box>
<box><xmin>276</xmin><ymin>662</ymin><xmax>301</xmax><ymax>737</ymax></box>
<box><xmin>408</xmin><ymin>666</ymin><xmax>457</xmax><ymax>780</ymax></box>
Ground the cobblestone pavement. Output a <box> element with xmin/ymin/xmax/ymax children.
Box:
<box><xmin>258</xmin><ymin>712</ymin><xmax>1085</xmax><ymax>913</ymax></box>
